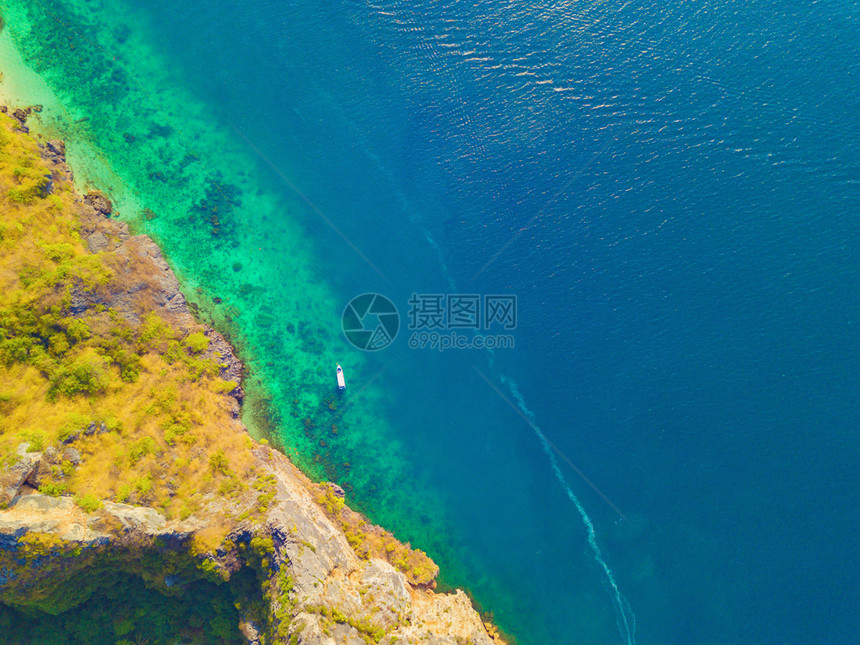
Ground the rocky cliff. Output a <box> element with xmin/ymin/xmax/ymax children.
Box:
<box><xmin>1</xmin><ymin>444</ymin><xmax>497</xmax><ymax>645</ymax></box>
<box><xmin>0</xmin><ymin>107</ymin><xmax>502</xmax><ymax>645</ymax></box>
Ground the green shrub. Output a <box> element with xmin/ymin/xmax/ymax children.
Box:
<box><xmin>162</xmin><ymin>340</ymin><xmax>182</xmax><ymax>364</ymax></box>
<box><xmin>48</xmin><ymin>350</ymin><xmax>110</xmax><ymax>399</ymax></box>
<box><xmin>129</xmin><ymin>436</ymin><xmax>157</xmax><ymax>465</ymax></box>
<box><xmin>111</xmin><ymin>348</ymin><xmax>141</xmax><ymax>382</ymax></box>
<box><xmin>162</xmin><ymin>419</ymin><xmax>190</xmax><ymax>446</ymax></box>
<box><xmin>113</xmin><ymin>618</ymin><xmax>135</xmax><ymax>637</ymax></box>
<box><xmin>218</xmin><ymin>476</ymin><xmax>244</xmax><ymax>497</ymax></box>
<box><xmin>249</xmin><ymin>536</ymin><xmax>275</xmax><ymax>557</ymax></box>
<box><xmin>65</xmin><ymin>319</ymin><xmax>91</xmax><ymax>342</ymax></box>
<box><xmin>186</xmin><ymin>357</ymin><xmax>218</xmax><ymax>380</ymax></box>
<box><xmin>209</xmin><ymin>449</ymin><xmax>230</xmax><ymax>475</ymax></box>
<box><xmin>38</xmin><ymin>482</ymin><xmax>67</xmax><ymax>497</ymax></box>
<box><xmin>179</xmin><ymin>503</ymin><xmax>194</xmax><ymax>520</ymax></box>
<box><xmin>139</xmin><ymin>312</ymin><xmax>174</xmax><ymax>346</ymax></box>
<box><xmin>212</xmin><ymin>379</ymin><xmax>238</xmax><ymax>394</ymax></box>
<box><xmin>40</xmin><ymin>242</ymin><xmax>76</xmax><ymax>263</ymax></box>
<box><xmin>134</xmin><ymin>474</ymin><xmax>152</xmax><ymax>494</ymax></box>
<box><xmin>28</xmin><ymin>345</ymin><xmax>57</xmax><ymax>374</ymax></box>
<box><xmin>183</xmin><ymin>332</ymin><xmax>209</xmax><ymax>354</ymax></box>
<box><xmin>0</xmin><ymin>336</ymin><xmax>32</xmax><ymax>364</ymax></box>
<box><xmin>14</xmin><ymin>265</ymin><xmax>42</xmax><ymax>288</ymax></box>
<box><xmin>316</xmin><ymin>487</ymin><xmax>345</xmax><ymax>515</ymax></box>
<box><xmin>115</xmin><ymin>484</ymin><xmax>132</xmax><ymax>503</ymax></box>
<box><xmin>19</xmin><ymin>428</ymin><xmax>47</xmax><ymax>452</ymax></box>
<box><xmin>58</xmin><ymin>412</ymin><xmax>89</xmax><ymax>442</ymax></box>
<box><xmin>74</xmin><ymin>493</ymin><xmax>103</xmax><ymax>513</ymax></box>
<box><xmin>8</xmin><ymin>175</ymin><xmax>50</xmax><ymax>204</ymax></box>
<box><xmin>346</xmin><ymin>531</ymin><xmax>365</xmax><ymax>550</ymax></box>
<box><xmin>48</xmin><ymin>333</ymin><xmax>70</xmax><ymax>356</ymax></box>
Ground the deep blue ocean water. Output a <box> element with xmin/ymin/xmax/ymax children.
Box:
<box><xmin>126</xmin><ymin>0</ymin><xmax>860</xmax><ymax>643</ymax></box>
<box><xmin>8</xmin><ymin>0</ymin><xmax>860</xmax><ymax>643</ymax></box>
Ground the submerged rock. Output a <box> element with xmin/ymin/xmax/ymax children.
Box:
<box><xmin>11</xmin><ymin>107</ymin><xmax>29</xmax><ymax>123</ymax></box>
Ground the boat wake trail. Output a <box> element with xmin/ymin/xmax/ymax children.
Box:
<box><xmin>500</xmin><ymin>375</ymin><xmax>637</xmax><ymax>645</ymax></box>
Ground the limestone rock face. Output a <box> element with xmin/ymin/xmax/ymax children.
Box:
<box><xmin>85</xmin><ymin>231</ymin><xmax>109</xmax><ymax>253</ymax></box>
<box><xmin>0</xmin><ymin>444</ymin><xmax>39</xmax><ymax>507</ymax></box>
<box><xmin>250</xmin><ymin>447</ymin><xmax>498</xmax><ymax>645</ymax></box>
<box><xmin>361</xmin><ymin>558</ymin><xmax>411</xmax><ymax>627</ymax></box>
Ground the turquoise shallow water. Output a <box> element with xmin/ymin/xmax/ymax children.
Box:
<box><xmin>2</xmin><ymin>0</ymin><xmax>859</xmax><ymax>643</ymax></box>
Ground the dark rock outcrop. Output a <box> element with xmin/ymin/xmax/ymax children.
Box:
<box><xmin>46</xmin><ymin>139</ymin><xmax>65</xmax><ymax>157</ymax></box>
<box><xmin>83</xmin><ymin>190</ymin><xmax>113</xmax><ymax>216</ymax></box>
<box><xmin>10</xmin><ymin>107</ymin><xmax>30</xmax><ymax>132</ymax></box>
<box><xmin>205</xmin><ymin>329</ymin><xmax>244</xmax><ymax>387</ymax></box>
<box><xmin>24</xmin><ymin>459</ymin><xmax>51</xmax><ymax>489</ymax></box>
<box><xmin>61</xmin><ymin>447</ymin><xmax>81</xmax><ymax>466</ymax></box>
<box><xmin>36</xmin><ymin>136</ymin><xmax>75</xmax><ymax>183</ymax></box>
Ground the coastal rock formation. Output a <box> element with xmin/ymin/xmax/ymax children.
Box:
<box><xmin>0</xmin><ymin>445</ymin><xmax>40</xmax><ymax>507</ymax></box>
<box><xmin>245</xmin><ymin>447</ymin><xmax>495</xmax><ymax>645</ymax></box>
<box><xmin>0</xmin><ymin>110</ymin><xmax>502</xmax><ymax>644</ymax></box>
<box><xmin>82</xmin><ymin>190</ymin><xmax>113</xmax><ymax>216</ymax></box>
<box><xmin>0</xmin><ymin>446</ymin><xmax>496</xmax><ymax>645</ymax></box>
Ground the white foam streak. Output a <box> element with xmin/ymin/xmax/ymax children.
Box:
<box><xmin>500</xmin><ymin>375</ymin><xmax>637</xmax><ymax>645</ymax></box>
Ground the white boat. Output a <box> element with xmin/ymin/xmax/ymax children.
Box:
<box><xmin>336</xmin><ymin>364</ymin><xmax>346</xmax><ymax>390</ymax></box>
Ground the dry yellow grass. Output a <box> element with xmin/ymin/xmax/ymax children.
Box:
<box><xmin>0</xmin><ymin>110</ymin><xmax>256</xmax><ymax>522</ymax></box>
